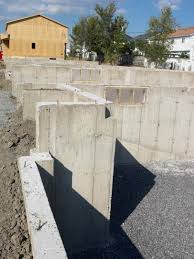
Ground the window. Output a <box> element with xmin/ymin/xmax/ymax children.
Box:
<box><xmin>182</xmin><ymin>37</ymin><xmax>185</xmax><ymax>43</ymax></box>
<box><xmin>32</xmin><ymin>43</ymin><xmax>36</xmax><ymax>49</ymax></box>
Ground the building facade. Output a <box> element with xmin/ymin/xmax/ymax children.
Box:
<box><xmin>0</xmin><ymin>14</ymin><xmax>68</xmax><ymax>59</ymax></box>
<box><xmin>167</xmin><ymin>26</ymin><xmax>194</xmax><ymax>71</ymax></box>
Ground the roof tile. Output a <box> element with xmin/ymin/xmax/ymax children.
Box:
<box><xmin>170</xmin><ymin>26</ymin><xmax>194</xmax><ymax>38</ymax></box>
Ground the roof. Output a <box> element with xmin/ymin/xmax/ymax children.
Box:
<box><xmin>6</xmin><ymin>14</ymin><xmax>68</xmax><ymax>29</ymax></box>
<box><xmin>169</xmin><ymin>26</ymin><xmax>194</xmax><ymax>38</ymax></box>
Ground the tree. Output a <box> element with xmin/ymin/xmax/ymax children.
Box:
<box><xmin>71</xmin><ymin>2</ymin><xmax>130</xmax><ymax>64</ymax></box>
<box><xmin>136</xmin><ymin>7</ymin><xmax>177</xmax><ymax>66</ymax></box>
<box><xmin>85</xmin><ymin>16</ymin><xmax>104</xmax><ymax>55</ymax></box>
<box><xmin>71</xmin><ymin>17</ymin><xmax>88</xmax><ymax>56</ymax></box>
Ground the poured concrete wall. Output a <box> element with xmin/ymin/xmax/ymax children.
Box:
<box><xmin>11</xmin><ymin>62</ymin><xmax>194</xmax><ymax>166</ymax></box>
<box><xmin>36</xmin><ymin>102</ymin><xmax>116</xmax><ymax>253</ymax></box>
<box><xmin>23</xmin><ymin>89</ymin><xmax>74</xmax><ymax>120</ymax></box>
<box><xmin>102</xmin><ymin>66</ymin><xmax>194</xmax><ymax>87</ymax></box>
<box><xmin>11</xmin><ymin>65</ymin><xmax>104</xmax><ymax>101</ymax></box>
<box><xmin>18</xmin><ymin>153</ymin><xmax>67</xmax><ymax>259</ymax></box>
<box><xmin>15</xmin><ymin>60</ymin><xmax>194</xmax><ymax>256</ymax></box>
<box><xmin>22</xmin><ymin>86</ymin><xmax>107</xmax><ymax>120</ymax></box>
<box><xmin>5</xmin><ymin>57</ymin><xmax>98</xmax><ymax>69</ymax></box>
<box><xmin>71</xmin><ymin>83</ymin><xmax>104</xmax><ymax>97</ymax></box>
<box><xmin>110</xmin><ymin>85</ymin><xmax>194</xmax><ymax>164</ymax></box>
<box><xmin>11</xmin><ymin>64</ymin><xmax>194</xmax><ymax>94</ymax></box>
<box><xmin>14</xmin><ymin>82</ymin><xmax>104</xmax><ymax>106</ymax></box>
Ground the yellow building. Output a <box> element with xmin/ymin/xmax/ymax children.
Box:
<box><xmin>0</xmin><ymin>14</ymin><xmax>68</xmax><ymax>58</ymax></box>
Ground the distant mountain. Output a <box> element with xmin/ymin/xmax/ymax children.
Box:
<box><xmin>134</xmin><ymin>33</ymin><xmax>149</xmax><ymax>40</ymax></box>
<box><xmin>125</xmin><ymin>34</ymin><xmax>133</xmax><ymax>41</ymax></box>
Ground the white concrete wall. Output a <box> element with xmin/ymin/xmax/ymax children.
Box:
<box><xmin>22</xmin><ymin>85</ymin><xmax>107</xmax><ymax>120</ymax></box>
<box><xmin>18</xmin><ymin>153</ymin><xmax>67</xmax><ymax>259</ymax></box>
<box><xmin>109</xmin><ymin>85</ymin><xmax>194</xmax><ymax>164</ymax></box>
<box><xmin>11</xmin><ymin>65</ymin><xmax>194</xmax><ymax>94</ymax></box>
<box><xmin>23</xmin><ymin>89</ymin><xmax>73</xmax><ymax>120</ymax></box>
<box><xmin>70</xmin><ymin>83</ymin><xmax>105</xmax><ymax>98</ymax></box>
<box><xmin>5</xmin><ymin>57</ymin><xmax>99</xmax><ymax>71</ymax></box>
<box><xmin>11</xmin><ymin>65</ymin><xmax>105</xmax><ymax>101</ymax></box>
<box><xmin>36</xmin><ymin>102</ymin><xmax>116</xmax><ymax>254</ymax></box>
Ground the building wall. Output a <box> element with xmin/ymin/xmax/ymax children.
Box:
<box><xmin>2</xmin><ymin>16</ymin><xmax>68</xmax><ymax>58</ymax></box>
<box><xmin>167</xmin><ymin>35</ymin><xmax>194</xmax><ymax>71</ymax></box>
<box><xmin>170</xmin><ymin>35</ymin><xmax>194</xmax><ymax>61</ymax></box>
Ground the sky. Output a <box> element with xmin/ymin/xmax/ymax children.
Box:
<box><xmin>0</xmin><ymin>0</ymin><xmax>194</xmax><ymax>36</ymax></box>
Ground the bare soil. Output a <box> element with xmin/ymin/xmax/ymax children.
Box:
<box><xmin>0</xmin><ymin>107</ymin><xmax>35</xmax><ymax>259</ymax></box>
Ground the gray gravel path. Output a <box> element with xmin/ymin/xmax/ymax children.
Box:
<box><xmin>120</xmin><ymin>160</ymin><xmax>194</xmax><ymax>259</ymax></box>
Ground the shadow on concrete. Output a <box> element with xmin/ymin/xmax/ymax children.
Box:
<box><xmin>111</xmin><ymin>140</ymin><xmax>156</xmax><ymax>226</ymax></box>
<box><xmin>38</xmin><ymin>142</ymin><xmax>155</xmax><ymax>258</ymax></box>
<box><xmin>37</xmin><ymin>164</ymin><xmax>55</xmax><ymax>213</ymax></box>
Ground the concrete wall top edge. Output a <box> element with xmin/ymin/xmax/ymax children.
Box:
<box><xmin>79</xmin><ymin>91</ymin><xmax>110</xmax><ymax>104</ymax></box>
<box><xmin>18</xmin><ymin>156</ymin><xmax>67</xmax><ymax>259</ymax></box>
<box><xmin>29</xmin><ymin>152</ymin><xmax>52</xmax><ymax>162</ymax></box>
<box><xmin>24</xmin><ymin>88</ymin><xmax>70</xmax><ymax>92</ymax></box>
<box><xmin>36</xmin><ymin>101</ymin><xmax>110</xmax><ymax>108</ymax></box>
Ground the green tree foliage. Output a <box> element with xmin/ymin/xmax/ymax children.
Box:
<box><xmin>71</xmin><ymin>17</ymin><xmax>88</xmax><ymax>54</ymax></box>
<box><xmin>71</xmin><ymin>2</ymin><xmax>130</xmax><ymax>64</ymax></box>
<box><xmin>136</xmin><ymin>7</ymin><xmax>177</xmax><ymax>66</ymax></box>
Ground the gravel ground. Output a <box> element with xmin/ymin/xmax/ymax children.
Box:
<box><xmin>119</xmin><ymin>160</ymin><xmax>194</xmax><ymax>259</ymax></box>
<box><xmin>70</xmin><ymin>157</ymin><xmax>194</xmax><ymax>259</ymax></box>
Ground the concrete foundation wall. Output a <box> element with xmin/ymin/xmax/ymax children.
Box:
<box><xmin>36</xmin><ymin>102</ymin><xmax>116</xmax><ymax>253</ymax></box>
<box><xmin>18</xmin><ymin>153</ymin><xmax>67</xmax><ymax>259</ymax></box>
<box><xmin>11</xmin><ymin>61</ymin><xmax>194</xmax><ymax>166</ymax></box>
<box><xmin>11</xmin><ymin>65</ymin><xmax>194</xmax><ymax>96</ymax></box>
<box><xmin>11</xmin><ymin>65</ymin><xmax>104</xmax><ymax>101</ymax></box>
<box><xmin>71</xmin><ymin>84</ymin><xmax>105</xmax><ymax>97</ymax></box>
<box><xmin>111</xmin><ymin>85</ymin><xmax>194</xmax><ymax>164</ymax></box>
<box><xmin>22</xmin><ymin>85</ymin><xmax>107</xmax><ymax>120</ymax></box>
<box><xmin>5</xmin><ymin>58</ymin><xmax>99</xmax><ymax>72</ymax></box>
<box><xmin>23</xmin><ymin>89</ymin><xmax>74</xmax><ymax>120</ymax></box>
<box><xmin>11</xmin><ymin>66</ymin><xmax>72</xmax><ymax>99</ymax></box>
<box><xmin>15</xmin><ymin>59</ymin><xmax>194</xmax><ymax>256</ymax></box>
<box><xmin>102</xmin><ymin>66</ymin><xmax>194</xmax><ymax>87</ymax></box>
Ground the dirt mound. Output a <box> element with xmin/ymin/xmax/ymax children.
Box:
<box><xmin>0</xmin><ymin>107</ymin><xmax>35</xmax><ymax>259</ymax></box>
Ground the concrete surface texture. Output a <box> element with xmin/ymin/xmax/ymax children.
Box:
<box><xmin>111</xmin><ymin>85</ymin><xmax>194</xmax><ymax>164</ymax></box>
<box><xmin>5</xmin><ymin>57</ymin><xmax>99</xmax><ymax>68</ymax></box>
<box><xmin>23</xmin><ymin>85</ymin><xmax>108</xmax><ymax>120</ymax></box>
<box><xmin>36</xmin><ymin>102</ymin><xmax>116</xmax><ymax>254</ymax></box>
<box><xmin>9</xmin><ymin>64</ymin><xmax>194</xmax><ymax>106</ymax></box>
<box><xmin>18</xmin><ymin>154</ymin><xmax>67</xmax><ymax>259</ymax></box>
<box><xmin>23</xmin><ymin>89</ymin><xmax>75</xmax><ymax>120</ymax></box>
<box><xmin>10</xmin><ymin>65</ymin><xmax>105</xmax><ymax>103</ymax></box>
<box><xmin>10</xmin><ymin>63</ymin><xmax>194</xmax><ymax>87</ymax></box>
<box><xmin>0</xmin><ymin>90</ymin><xmax>16</xmax><ymax>128</ymax></box>
<box><xmin>70</xmin><ymin>83</ymin><xmax>104</xmax><ymax>97</ymax></box>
